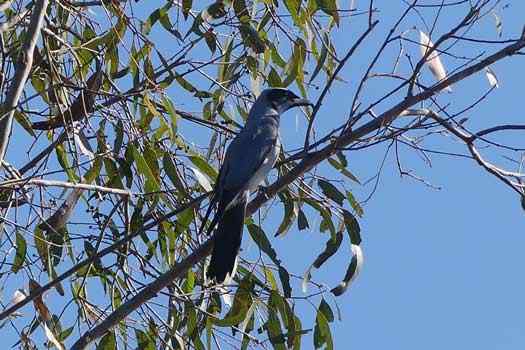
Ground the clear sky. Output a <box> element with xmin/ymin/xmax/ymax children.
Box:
<box><xmin>3</xmin><ymin>1</ymin><xmax>525</xmax><ymax>349</ymax></box>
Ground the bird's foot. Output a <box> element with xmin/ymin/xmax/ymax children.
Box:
<box><xmin>257</xmin><ymin>185</ymin><xmax>270</xmax><ymax>200</ymax></box>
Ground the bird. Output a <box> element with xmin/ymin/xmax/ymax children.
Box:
<box><xmin>205</xmin><ymin>88</ymin><xmax>312</xmax><ymax>283</ymax></box>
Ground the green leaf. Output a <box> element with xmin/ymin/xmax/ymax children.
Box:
<box><xmin>11</xmin><ymin>231</ymin><xmax>26</xmax><ymax>273</ymax></box>
<box><xmin>284</xmin><ymin>0</ymin><xmax>302</xmax><ymax>25</ymax></box>
<box><xmin>189</xmin><ymin>155</ymin><xmax>218</xmax><ymax>180</ymax></box>
<box><xmin>214</xmin><ymin>277</ymin><xmax>253</xmax><ymax>327</ymax></box>
<box><xmin>132</xmin><ymin>145</ymin><xmax>160</xmax><ymax>193</ymax></box>
<box><xmin>314</xmin><ymin>302</ymin><xmax>334</xmax><ymax>349</ymax></box>
<box><xmin>297</xmin><ymin>209</ymin><xmax>309</xmax><ymax>231</ymax></box>
<box><xmin>318</xmin><ymin>179</ymin><xmax>345</xmax><ymax>206</ymax></box>
<box><xmin>346</xmin><ymin>190</ymin><xmax>364</xmax><ymax>217</ymax></box>
<box><xmin>342</xmin><ymin>209</ymin><xmax>361</xmax><ymax>245</ymax></box>
<box><xmin>327</xmin><ymin>157</ymin><xmax>361</xmax><ymax>184</ymax></box>
<box><xmin>183</xmin><ymin>269</ymin><xmax>195</xmax><ymax>293</ymax></box>
<box><xmin>267</xmin><ymin>305</ymin><xmax>286</xmax><ymax>350</ymax></box>
<box><xmin>315</xmin><ymin>0</ymin><xmax>339</xmax><ymax>25</ymax></box>
<box><xmin>56</xmin><ymin>144</ymin><xmax>78</xmax><ymax>182</ymax></box>
<box><xmin>267</xmin><ymin>67</ymin><xmax>283</xmax><ymax>87</ymax></box>
<box><xmin>269</xmin><ymin>42</ymin><xmax>287</xmax><ymax>68</ymax></box>
<box><xmin>34</xmin><ymin>226</ymin><xmax>49</xmax><ymax>270</ymax></box>
<box><xmin>278</xmin><ymin>266</ymin><xmax>292</xmax><ymax>298</ymax></box>
<box><xmin>239</xmin><ymin>23</ymin><xmax>265</xmax><ymax>54</ymax></box>
<box><xmin>135</xmin><ymin>329</ymin><xmax>155</xmax><ymax>350</ymax></box>
<box><xmin>276</xmin><ymin>194</ymin><xmax>298</xmax><ymax>236</ymax></box>
<box><xmin>182</xmin><ymin>0</ymin><xmax>192</xmax><ymax>19</ymax></box>
<box><xmin>203</xmin><ymin>31</ymin><xmax>217</xmax><ymax>54</ymax></box>
<box><xmin>162</xmin><ymin>153</ymin><xmax>187</xmax><ymax>198</ymax></box>
<box><xmin>14</xmin><ymin>110</ymin><xmax>35</xmax><ymax>137</ymax></box>
<box><xmin>175</xmin><ymin>73</ymin><xmax>198</xmax><ymax>93</ymax></box>
<box><xmin>97</xmin><ymin>331</ymin><xmax>116</xmax><ymax>350</ymax></box>
<box><xmin>309</xmin><ymin>34</ymin><xmax>329</xmax><ymax>83</ymax></box>
<box><xmin>319</xmin><ymin>299</ymin><xmax>334</xmax><ymax>323</ymax></box>
<box><xmin>247</xmin><ymin>224</ymin><xmax>280</xmax><ymax>265</ymax></box>
<box><xmin>312</xmin><ymin>230</ymin><xmax>343</xmax><ymax>269</ymax></box>
<box><xmin>331</xmin><ymin>244</ymin><xmax>363</xmax><ymax>296</ymax></box>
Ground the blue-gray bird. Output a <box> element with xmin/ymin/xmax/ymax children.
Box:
<box><xmin>206</xmin><ymin>88</ymin><xmax>312</xmax><ymax>283</ymax></box>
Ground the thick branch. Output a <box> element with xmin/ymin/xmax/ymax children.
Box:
<box><xmin>0</xmin><ymin>0</ymin><xmax>49</xmax><ymax>167</ymax></box>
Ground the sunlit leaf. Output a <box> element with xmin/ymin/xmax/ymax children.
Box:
<box><xmin>97</xmin><ymin>332</ymin><xmax>116</xmax><ymax>350</ymax></box>
<box><xmin>331</xmin><ymin>244</ymin><xmax>364</xmax><ymax>296</ymax></box>
<box><xmin>492</xmin><ymin>11</ymin><xmax>502</xmax><ymax>38</ymax></box>
<box><xmin>485</xmin><ymin>67</ymin><xmax>499</xmax><ymax>88</ymax></box>
<box><xmin>12</xmin><ymin>231</ymin><xmax>26</xmax><ymax>273</ymax></box>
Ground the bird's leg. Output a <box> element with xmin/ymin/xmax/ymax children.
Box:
<box><xmin>257</xmin><ymin>185</ymin><xmax>270</xmax><ymax>200</ymax></box>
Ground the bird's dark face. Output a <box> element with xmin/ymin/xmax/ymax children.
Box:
<box><xmin>263</xmin><ymin>88</ymin><xmax>313</xmax><ymax>113</ymax></box>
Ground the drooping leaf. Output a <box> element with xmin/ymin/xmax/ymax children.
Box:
<box><xmin>189</xmin><ymin>166</ymin><xmax>213</xmax><ymax>192</ymax></box>
<box><xmin>278</xmin><ymin>266</ymin><xmax>292</xmax><ymax>298</ymax></box>
<box><xmin>492</xmin><ymin>11</ymin><xmax>502</xmax><ymax>38</ymax></box>
<box><xmin>247</xmin><ymin>224</ymin><xmax>280</xmax><ymax>265</ymax></box>
<box><xmin>327</xmin><ymin>157</ymin><xmax>361</xmax><ymax>184</ymax></box>
<box><xmin>485</xmin><ymin>67</ymin><xmax>499</xmax><ymax>88</ymax></box>
<box><xmin>309</xmin><ymin>34</ymin><xmax>329</xmax><ymax>83</ymax></box>
<box><xmin>312</xmin><ymin>230</ymin><xmax>343</xmax><ymax>269</ymax></box>
<box><xmin>34</xmin><ymin>226</ymin><xmax>49</xmax><ymax>271</ymax></box>
<box><xmin>342</xmin><ymin>209</ymin><xmax>361</xmax><ymax>245</ymax></box>
<box><xmin>331</xmin><ymin>244</ymin><xmax>364</xmax><ymax>296</ymax></box>
<box><xmin>316</xmin><ymin>0</ymin><xmax>340</xmax><ymax>25</ymax></box>
<box><xmin>297</xmin><ymin>209</ymin><xmax>310</xmax><ymax>231</ymax></box>
<box><xmin>182</xmin><ymin>0</ymin><xmax>192</xmax><ymax>19</ymax></box>
<box><xmin>135</xmin><ymin>329</ymin><xmax>155</xmax><ymax>350</ymax></box>
<box><xmin>267</xmin><ymin>304</ymin><xmax>287</xmax><ymax>350</ymax></box>
<box><xmin>276</xmin><ymin>194</ymin><xmax>298</xmax><ymax>236</ymax></box>
<box><xmin>97</xmin><ymin>332</ymin><xmax>116</xmax><ymax>350</ymax></box>
<box><xmin>346</xmin><ymin>190</ymin><xmax>364</xmax><ymax>217</ymax></box>
<box><xmin>419</xmin><ymin>30</ymin><xmax>452</xmax><ymax>92</ymax></box>
<box><xmin>313</xmin><ymin>299</ymin><xmax>334</xmax><ymax>350</ymax></box>
<box><xmin>189</xmin><ymin>155</ymin><xmax>218</xmax><ymax>180</ymax></box>
<box><xmin>132</xmin><ymin>145</ymin><xmax>160</xmax><ymax>193</ymax></box>
<box><xmin>214</xmin><ymin>277</ymin><xmax>253</xmax><ymax>327</ymax></box>
<box><xmin>12</xmin><ymin>231</ymin><xmax>26</xmax><ymax>273</ymax></box>
<box><xmin>318</xmin><ymin>179</ymin><xmax>345</xmax><ymax>206</ymax></box>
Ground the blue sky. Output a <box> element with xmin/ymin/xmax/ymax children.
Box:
<box><xmin>3</xmin><ymin>1</ymin><xmax>525</xmax><ymax>349</ymax></box>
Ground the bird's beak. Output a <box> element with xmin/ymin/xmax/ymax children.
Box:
<box><xmin>291</xmin><ymin>98</ymin><xmax>314</xmax><ymax>108</ymax></box>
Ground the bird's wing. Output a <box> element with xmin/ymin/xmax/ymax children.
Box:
<box><xmin>219</xmin><ymin>126</ymin><xmax>277</xmax><ymax>193</ymax></box>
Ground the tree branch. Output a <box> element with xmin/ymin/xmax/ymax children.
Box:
<box><xmin>0</xmin><ymin>0</ymin><xmax>49</xmax><ymax>167</ymax></box>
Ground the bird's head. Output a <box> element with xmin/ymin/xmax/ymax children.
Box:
<box><xmin>258</xmin><ymin>88</ymin><xmax>313</xmax><ymax>114</ymax></box>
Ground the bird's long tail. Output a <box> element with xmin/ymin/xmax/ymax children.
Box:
<box><xmin>207</xmin><ymin>196</ymin><xmax>247</xmax><ymax>283</ymax></box>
